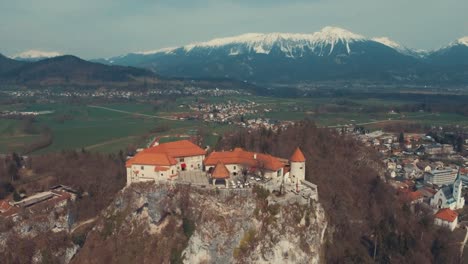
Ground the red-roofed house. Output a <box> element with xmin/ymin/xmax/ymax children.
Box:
<box><xmin>0</xmin><ymin>199</ymin><xmax>12</xmax><ymax>214</ymax></box>
<box><xmin>434</xmin><ymin>208</ymin><xmax>458</xmax><ymax>231</ymax></box>
<box><xmin>204</xmin><ymin>147</ymin><xmax>285</xmax><ymax>180</ymax></box>
<box><xmin>126</xmin><ymin>140</ymin><xmax>206</xmax><ymax>185</ymax></box>
<box><xmin>398</xmin><ymin>189</ymin><xmax>424</xmax><ymax>204</ymax></box>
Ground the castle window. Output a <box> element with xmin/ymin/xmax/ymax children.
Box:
<box><xmin>172</xmin><ymin>170</ymin><xmax>174</xmax><ymax>174</ymax></box>
<box><xmin>234</xmin><ymin>166</ymin><xmax>237</xmax><ymax>170</ymax></box>
<box><xmin>180</xmin><ymin>158</ymin><xmax>185</xmax><ymax>162</ymax></box>
<box><xmin>161</xmin><ymin>173</ymin><xmax>164</xmax><ymax>176</ymax></box>
<box><xmin>141</xmin><ymin>166</ymin><xmax>144</xmax><ymax>170</ymax></box>
<box><xmin>300</xmin><ymin>167</ymin><xmax>303</xmax><ymax>170</ymax></box>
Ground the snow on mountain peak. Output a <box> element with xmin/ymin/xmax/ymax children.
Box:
<box><xmin>312</xmin><ymin>26</ymin><xmax>365</xmax><ymax>42</ymax></box>
<box><xmin>134</xmin><ymin>47</ymin><xmax>178</xmax><ymax>55</ymax></box>
<box><xmin>183</xmin><ymin>33</ymin><xmax>307</xmax><ymax>52</ymax></box>
<box><xmin>178</xmin><ymin>26</ymin><xmax>367</xmax><ymax>56</ymax></box>
<box><xmin>372</xmin><ymin>37</ymin><xmax>402</xmax><ymax>49</ymax></box>
<box><xmin>13</xmin><ymin>50</ymin><xmax>62</xmax><ymax>59</ymax></box>
<box><xmin>455</xmin><ymin>36</ymin><xmax>468</xmax><ymax>46</ymax></box>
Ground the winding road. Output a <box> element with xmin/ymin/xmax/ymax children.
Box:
<box><xmin>87</xmin><ymin>105</ymin><xmax>178</xmax><ymax>121</ymax></box>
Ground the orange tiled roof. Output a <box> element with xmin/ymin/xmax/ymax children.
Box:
<box><xmin>461</xmin><ymin>167</ymin><xmax>468</xmax><ymax>175</ymax></box>
<box><xmin>435</xmin><ymin>208</ymin><xmax>458</xmax><ymax>223</ymax></box>
<box><xmin>399</xmin><ymin>189</ymin><xmax>423</xmax><ymax>202</ymax></box>
<box><xmin>211</xmin><ymin>162</ymin><xmax>230</xmax><ymax>179</ymax></box>
<box><xmin>0</xmin><ymin>200</ymin><xmax>11</xmax><ymax>212</ymax></box>
<box><xmin>204</xmin><ymin>148</ymin><xmax>284</xmax><ymax>171</ymax></box>
<box><xmin>126</xmin><ymin>152</ymin><xmax>177</xmax><ymax>167</ymax></box>
<box><xmin>143</xmin><ymin>140</ymin><xmax>206</xmax><ymax>158</ymax></box>
<box><xmin>290</xmin><ymin>147</ymin><xmax>306</xmax><ymax>162</ymax></box>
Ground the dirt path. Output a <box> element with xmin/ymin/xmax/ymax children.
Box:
<box><xmin>71</xmin><ymin>217</ymin><xmax>97</xmax><ymax>233</ymax></box>
<box><xmin>87</xmin><ymin>105</ymin><xmax>179</xmax><ymax>121</ymax></box>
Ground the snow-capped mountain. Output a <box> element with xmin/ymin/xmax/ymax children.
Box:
<box><xmin>100</xmin><ymin>27</ymin><xmax>420</xmax><ymax>82</ymax></box>
<box><xmin>13</xmin><ymin>50</ymin><xmax>62</xmax><ymax>61</ymax></box>
<box><xmin>452</xmin><ymin>37</ymin><xmax>468</xmax><ymax>47</ymax></box>
<box><xmin>176</xmin><ymin>27</ymin><xmax>367</xmax><ymax>57</ymax></box>
<box><xmin>126</xmin><ymin>27</ymin><xmax>369</xmax><ymax>58</ymax></box>
<box><xmin>95</xmin><ymin>27</ymin><xmax>468</xmax><ymax>84</ymax></box>
<box><xmin>371</xmin><ymin>37</ymin><xmax>423</xmax><ymax>57</ymax></box>
<box><xmin>428</xmin><ymin>36</ymin><xmax>468</xmax><ymax>66</ymax></box>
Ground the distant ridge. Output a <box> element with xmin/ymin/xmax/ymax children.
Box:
<box><xmin>97</xmin><ymin>26</ymin><xmax>468</xmax><ymax>84</ymax></box>
<box><xmin>0</xmin><ymin>53</ymin><xmax>28</xmax><ymax>75</ymax></box>
<box><xmin>13</xmin><ymin>50</ymin><xmax>62</xmax><ymax>61</ymax></box>
<box><xmin>0</xmin><ymin>55</ymin><xmax>157</xmax><ymax>87</ymax></box>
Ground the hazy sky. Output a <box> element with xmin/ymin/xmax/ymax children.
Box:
<box><xmin>1</xmin><ymin>0</ymin><xmax>467</xmax><ymax>59</ymax></box>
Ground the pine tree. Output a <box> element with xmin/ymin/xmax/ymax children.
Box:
<box><xmin>399</xmin><ymin>132</ymin><xmax>405</xmax><ymax>144</ymax></box>
<box><xmin>13</xmin><ymin>190</ymin><xmax>21</xmax><ymax>202</ymax></box>
<box><xmin>455</xmin><ymin>136</ymin><xmax>464</xmax><ymax>153</ymax></box>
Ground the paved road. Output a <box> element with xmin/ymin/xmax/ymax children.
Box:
<box><xmin>326</xmin><ymin>113</ymin><xmax>435</xmax><ymax>128</ymax></box>
<box><xmin>88</xmin><ymin>105</ymin><xmax>178</xmax><ymax>121</ymax></box>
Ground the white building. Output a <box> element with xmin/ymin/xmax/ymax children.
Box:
<box><xmin>126</xmin><ymin>140</ymin><xmax>206</xmax><ymax>186</ymax></box>
<box><xmin>434</xmin><ymin>208</ymin><xmax>458</xmax><ymax>231</ymax></box>
<box><xmin>424</xmin><ymin>168</ymin><xmax>458</xmax><ymax>186</ymax></box>
<box><xmin>285</xmin><ymin>147</ymin><xmax>306</xmax><ymax>187</ymax></box>
<box><xmin>430</xmin><ymin>171</ymin><xmax>465</xmax><ymax>210</ymax></box>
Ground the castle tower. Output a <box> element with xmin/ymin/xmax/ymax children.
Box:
<box><xmin>290</xmin><ymin>147</ymin><xmax>306</xmax><ymax>185</ymax></box>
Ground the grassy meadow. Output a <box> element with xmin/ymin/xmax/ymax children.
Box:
<box><xmin>0</xmin><ymin>94</ymin><xmax>467</xmax><ymax>155</ymax></box>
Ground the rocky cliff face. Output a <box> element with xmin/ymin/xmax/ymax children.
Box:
<box><xmin>0</xmin><ymin>198</ymin><xmax>79</xmax><ymax>264</ymax></box>
<box><xmin>71</xmin><ymin>183</ymin><xmax>327</xmax><ymax>264</ymax></box>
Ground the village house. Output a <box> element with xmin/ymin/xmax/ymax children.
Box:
<box><xmin>424</xmin><ymin>144</ymin><xmax>454</xmax><ymax>155</ymax></box>
<box><xmin>126</xmin><ymin>140</ymin><xmax>206</xmax><ymax>185</ymax></box>
<box><xmin>403</xmin><ymin>163</ymin><xmax>422</xmax><ymax>179</ymax></box>
<box><xmin>0</xmin><ymin>199</ymin><xmax>12</xmax><ymax>214</ymax></box>
<box><xmin>434</xmin><ymin>208</ymin><xmax>458</xmax><ymax>231</ymax></box>
<box><xmin>398</xmin><ymin>189</ymin><xmax>424</xmax><ymax>205</ymax></box>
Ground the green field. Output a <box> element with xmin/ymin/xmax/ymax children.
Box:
<box><xmin>0</xmin><ymin>94</ymin><xmax>467</xmax><ymax>155</ymax></box>
<box><xmin>0</xmin><ymin>103</ymin><xmax>204</xmax><ymax>154</ymax></box>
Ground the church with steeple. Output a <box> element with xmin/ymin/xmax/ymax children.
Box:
<box><xmin>430</xmin><ymin>169</ymin><xmax>465</xmax><ymax>210</ymax></box>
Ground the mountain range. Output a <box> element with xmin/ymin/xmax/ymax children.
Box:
<box><xmin>0</xmin><ymin>54</ymin><xmax>158</xmax><ymax>88</ymax></box>
<box><xmin>94</xmin><ymin>27</ymin><xmax>468</xmax><ymax>84</ymax></box>
<box><xmin>3</xmin><ymin>27</ymin><xmax>468</xmax><ymax>86</ymax></box>
<box><xmin>0</xmin><ymin>53</ymin><xmax>259</xmax><ymax>93</ymax></box>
